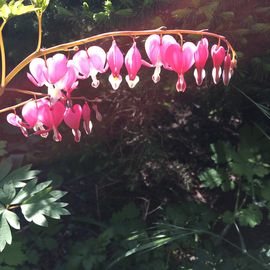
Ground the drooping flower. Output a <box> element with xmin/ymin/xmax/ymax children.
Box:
<box><xmin>165</xmin><ymin>41</ymin><xmax>196</xmax><ymax>92</ymax></box>
<box><xmin>145</xmin><ymin>34</ymin><xmax>177</xmax><ymax>83</ymax></box>
<box><xmin>222</xmin><ymin>54</ymin><xmax>233</xmax><ymax>86</ymax></box>
<box><xmin>73</xmin><ymin>46</ymin><xmax>106</xmax><ymax>88</ymax></box>
<box><xmin>82</xmin><ymin>102</ymin><xmax>92</xmax><ymax>135</ymax></box>
<box><xmin>125</xmin><ymin>41</ymin><xmax>142</xmax><ymax>88</ymax></box>
<box><xmin>211</xmin><ymin>44</ymin><xmax>225</xmax><ymax>84</ymax></box>
<box><xmin>64</xmin><ymin>104</ymin><xmax>82</xmax><ymax>142</ymax></box>
<box><xmin>27</xmin><ymin>58</ymin><xmax>47</xmax><ymax>87</ymax></box>
<box><xmin>6</xmin><ymin>113</ymin><xmax>28</xmax><ymax>137</ymax></box>
<box><xmin>87</xmin><ymin>46</ymin><xmax>107</xmax><ymax>88</ymax></box>
<box><xmin>27</xmin><ymin>54</ymin><xmax>69</xmax><ymax>103</ymax></box>
<box><xmin>194</xmin><ymin>38</ymin><xmax>209</xmax><ymax>86</ymax></box>
<box><xmin>37</xmin><ymin>101</ymin><xmax>66</xmax><ymax>142</ymax></box>
<box><xmin>72</xmin><ymin>50</ymin><xmax>91</xmax><ymax>79</ymax></box>
<box><xmin>107</xmin><ymin>40</ymin><xmax>124</xmax><ymax>90</ymax></box>
<box><xmin>55</xmin><ymin>60</ymin><xmax>79</xmax><ymax>98</ymax></box>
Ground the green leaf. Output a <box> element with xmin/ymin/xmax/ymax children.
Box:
<box><xmin>17</xmin><ymin>180</ymin><xmax>69</xmax><ymax>226</ymax></box>
<box><xmin>198</xmin><ymin>168</ymin><xmax>225</xmax><ymax>189</ymax></box>
<box><xmin>0</xmin><ymin>184</ymin><xmax>16</xmax><ymax>205</ymax></box>
<box><xmin>237</xmin><ymin>204</ymin><xmax>263</xmax><ymax>228</ymax></box>
<box><xmin>0</xmin><ymin>0</ymin><xmax>38</xmax><ymax>20</ymax></box>
<box><xmin>31</xmin><ymin>0</ymin><xmax>50</xmax><ymax>12</ymax></box>
<box><xmin>0</xmin><ymin>213</ymin><xmax>12</xmax><ymax>252</ymax></box>
<box><xmin>1</xmin><ymin>164</ymin><xmax>40</xmax><ymax>188</ymax></box>
<box><xmin>3</xmin><ymin>210</ymin><xmax>20</xmax><ymax>230</ymax></box>
<box><xmin>0</xmin><ymin>158</ymin><xmax>12</xmax><ymax>184</ymax></box>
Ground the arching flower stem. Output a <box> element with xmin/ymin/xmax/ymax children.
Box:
<box><xmin>4</xmin><ymin>28</ymin><xmax>237</xmax><ymax>95</ymax></box>
<box><xmin>0</xmin><ymin>20</ymin><xmax>7</xmax><ymax>95</ymax></box>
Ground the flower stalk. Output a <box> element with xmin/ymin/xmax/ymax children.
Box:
<box><xmin>4</xmin><ymin>28</ymin><xmax>237</xmax><ymax>90</ymax></box>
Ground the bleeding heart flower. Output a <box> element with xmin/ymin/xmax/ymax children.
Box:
<box><xmin>55</xmin><ymin>60</ymin><xmax>79</xmax><ymax>97</ymax></box>
<box><xmin>38</xmin><ymin>101</ymin><xmax>65</xmax><ymax>142</ymax></box>
<box><xmin>165</xmin><ymin>42</ymin><xmax>196</xmax><ymax>92</ymax></box>
<box><xmin>82</xmin><ymin>102</ymin><xmax>92</xmax><ymax>135</ymax></box>
<box><xmin>64</xmin><ymin>104</ymin><xmax>82</xmax><ymax>142</ymax></box>
<box><xmin>73</xmin><ymin>50</ymin><xmax>91</xmax><ymax>79</ymax></box>
<box><xmin>125</xmin><ymin>41</ymin><xmax>142</xmax><ymax>88</ymax></box>
<box><xmin>222</xmin><ymin>54</ymin><xmax>233</xmax><ymax>86</ymax></box>
<box><xmin>6</xmin><ymin>113</ymin><xmax>28</xmax><ymax>137</ymax></box>
<box><xmin>87</xmin><ymin>46</ymin><xmax>106</xmax><ymax>88</ymax></box>
<box><xmin>107</xmin><ymin>40</ymin><xmax>124</xmax><ymax>90</ymax></box>
<box><xmin>194</xmin><ymin>38</ymin><xmax>209</xmax><ymax>86</ymax></box>
<box><xmin>27</xmin><ymin>58</ymin><xmax>47</xmax><ymax>87</ymax></box>
<box><xmin>145</xmin><ymin>34</ymin><xmax>177</xmax><ymax>83</ymax></box>
<box><xmin>211</xmin><ymin>44</ymin><xmax>225</xmax><ymax>84</ymax></box>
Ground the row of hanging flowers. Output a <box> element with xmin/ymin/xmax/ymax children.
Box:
<box><xmin>5</xmin><ymin>31</ymin><xmax>237</xmax><ymax>142</ymax></box>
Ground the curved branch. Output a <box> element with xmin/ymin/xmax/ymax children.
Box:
<box><xmin>5</xmin><ymin>28</ymin><xmax>237</xmax><ymax>88</ymax></box>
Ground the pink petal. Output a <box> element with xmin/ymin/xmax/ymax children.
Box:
<box><xmin>28</xmin><ymin>58</ymin><xmax>47</xmax><ymax>87</ymax></box>
<box><xmin>107</xmin><ymin>40</ymin><xmax>124</xmax><ymax>77</ymax></box>
<box><xmin>165</xmin><ymin>42</ymin><xmax>196</xmax><ymax>74</ymax></box>
<box><xmin>82</xmin><ymin>102</ymin><xmax>92</xmax><ymax>135</ymax></box>
<box><xmin>194</xmin><ymin>38</ymin><xmax>209</xmax><ymax>69</ymax></box>
<box><xmin>211</xmin><ymin>44</ymin><xmax>225</xmax><ymax>68</ymax></box>
<box><xmin>88</xmin><ymin>46</ymin><xmax>106</xmax><ymax>73</ymax></box>
<box><xmin>145</xmin><ymin>34</ymin><xmax>161</xmax><ymax>65</ymax></box>
<box><xmin>73</xmin><ymin>50</ymin><xmax>91</xmax><ymax>78</ymax></box>
<box><xmin>22</xmin><ymin>100</ymin><xmax>39</xmax><ymax>128</ymax></box>
<box><xmin>223</xmin><ymin>54</ymin><xmax>232</xmax><ymax>86</ymax></box>
<box><xmin>160</xmin><ymin>35</ymin><xmax>177</xmax><ymax>68</ymax></box>
<box><xmin>64</xmin><ymin>104</ymin><xmax>82</xmax><ymax>130</ymax></box>
<box><xmin>125</xmin><ymin>42</ymin><xmax>142</xmax><ymax>81</ymax></box>
<box><xmin>46</xmin><ymin>53</ymin><xmax>68</xmax><ymax>84</ymax></box>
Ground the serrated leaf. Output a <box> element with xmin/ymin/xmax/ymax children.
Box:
<box><xmin>0</xmin><ymin>213</ymin><xmax>12</xmax><ymax>252</ymax></box>
<box><xmin>3</xmin><ymin>210</ymin><xmax>20</xmax><ymax>230</ymax></box>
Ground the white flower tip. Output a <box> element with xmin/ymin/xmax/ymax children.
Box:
<box><xmin>83</xmin><ymin>121</ymin><xmax>93</xmax><ymax>135</ymax></box>
<box><xmin>72</xmin><ymin>129</ymin><xmax>81</xmax><ymax>142</ymax></box>
<box><xmin>152</xmin><ymin>66</ymin><xmax>161</xmax><ymax>83</ymax></box>
<box><xmin>109</xmin><ymin>74</ymin><xmax>122</xmax><ymax>90</ymax></box>
<box><xmin>125</xmin><ymin>75</ymin><xmax>139</xmax><ymax>88</ymax></box>
<box><xmin>212</xmin><ymin>67</ymin><xmax>222</xmax><ymax>84</ymax></box>
<box><xmin>91</xmin><ymin>79</ymin><xmax>100</xmax><ymax>88</ymax></box>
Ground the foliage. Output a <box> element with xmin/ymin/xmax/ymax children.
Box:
<box><xmin>0</xmin><ymin>157</ymin><xmax>69</xmax><ymax>252</ymax></box>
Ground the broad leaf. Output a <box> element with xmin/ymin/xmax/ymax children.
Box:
<box><xmin>0</xmin><ymin>213</ymin><xmax>12</xmax><ymax>252</ymax></box>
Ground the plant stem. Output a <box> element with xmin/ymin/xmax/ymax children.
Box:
<box><xmin>5</xmin><ymin>28</ymin><xmax>237</xmax><ymax>89</ymax></box>
<box><xmin>5</xmin><ymin>87</ymin><xmax>47</xmax><ymax>96</ymax></box>
<box><xmin>0</xmin><ymin>98</ymin><xmax>35</xmax><ymax>113</ymax></box>
<box><xmin>36</xmin><ymin>11</ymin><xmax>43</xmax><ymax>51</ymax></box>
<box><xmin>0</xmin><ymin>20</ymin><xmax>7</xmax><ymax>95</ymax></box>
